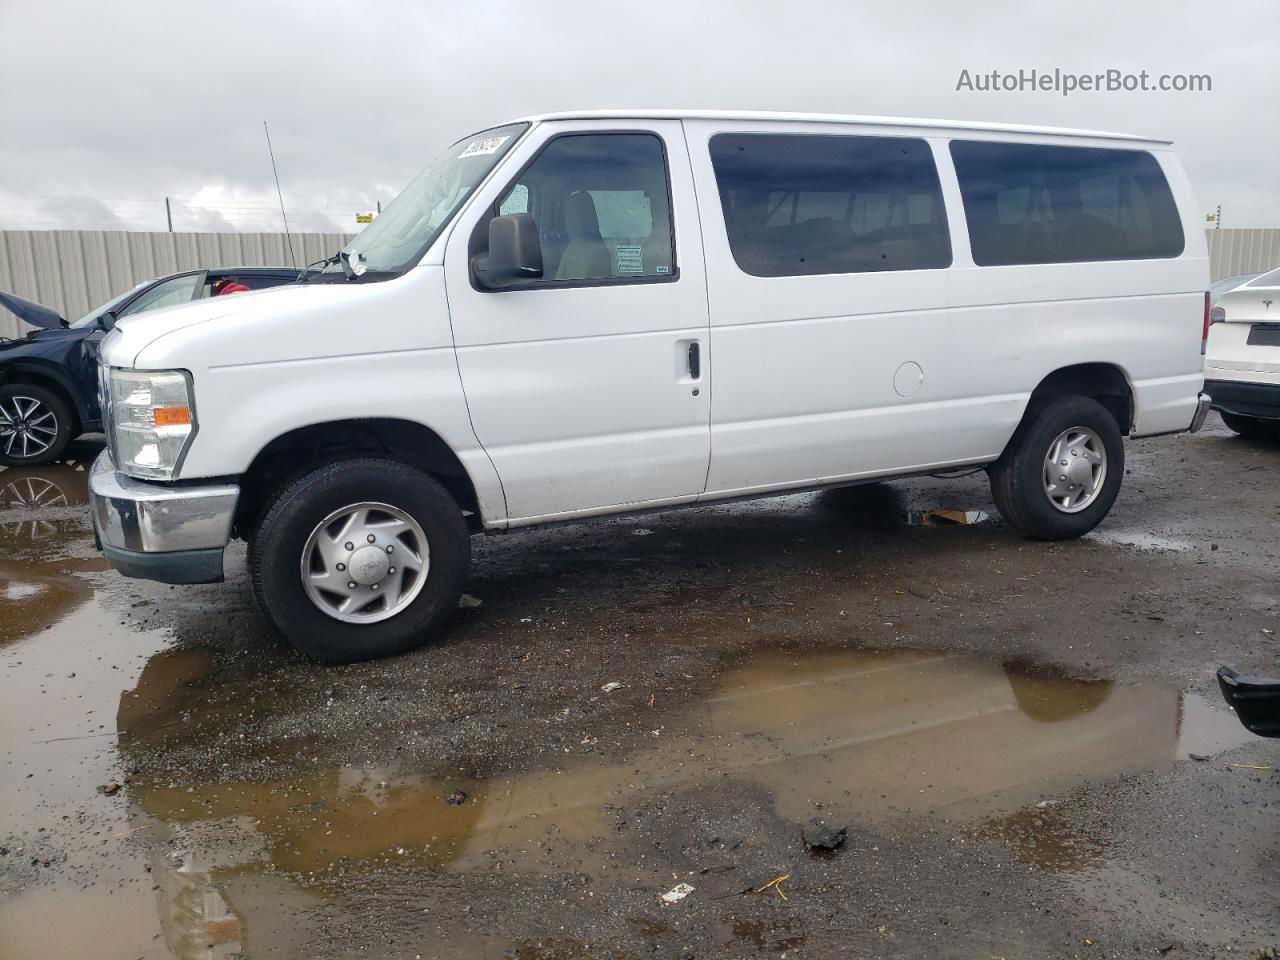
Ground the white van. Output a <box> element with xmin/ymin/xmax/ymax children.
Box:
<box><xmin>89</xmin><ymin>111</ymin><xmax>1211</xmax><ymax>661</ymax></box>
<box><xmin>1206</xmin><ymin>266</ymin><xmax>1280</xmax><ymax>439</ymax></box>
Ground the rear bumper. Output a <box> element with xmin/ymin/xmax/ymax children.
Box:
<box><xmin>1217</xmin><ymin>667</ymin><xmax>1280</xmax><ymax>738</ymax></box>
<box><xmin>1189</xmin><ymin>392</ymin><xmax>1212</xmax><ymax>433</ymax></box>
<box><xmin>1205</xmin><ymin>379</ymin><xmax>1280</xmax><ymax>420</ymax></box>
<box><xmin>89</xmin><ymin>451</ymin><xmax>239</xmax><ymax>584</ymax></box>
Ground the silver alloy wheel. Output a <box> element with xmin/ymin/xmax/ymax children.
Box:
<box><xmin>0</xmin><ymin>395</ymin><xmax>59</xmax><ymax>460</ymax></box>
<box><xmin>1042</xmin><ymin>426</ymin><xmax>1107</xmax><ymax>514</ymax></box>
<box><xmin>300</xmin><ymin>501</ymin><xmax>430</xmax><ymax>624</ymax></box>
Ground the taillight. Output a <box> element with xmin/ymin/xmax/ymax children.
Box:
<box><xmin>1202</xmin><ymin>291</ymin><xmax>1210</xmax><ymax>355</ymax></box>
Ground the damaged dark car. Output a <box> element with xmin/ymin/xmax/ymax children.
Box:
<box><xmin>0</xmin><ymin>266</ymin><xmax>302</xmax><ymax>465</ymax></box>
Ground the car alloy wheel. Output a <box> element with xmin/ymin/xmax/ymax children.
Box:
<box><xmin>0</xmin><ymin>395</ymin><xmax>59</xmax><ymax>460</ymax></box>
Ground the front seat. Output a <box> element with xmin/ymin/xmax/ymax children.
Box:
<box><xmin>555</xmin><ymin>191</ymin><xmax>612</xmax><ymax>280</ymax></box>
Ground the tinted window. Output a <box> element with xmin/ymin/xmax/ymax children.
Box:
<box><xmin>949</xmin><ymin>141</ymin><xmax>1184</xmax><ymax>266</ymax></box>
<box><xmin>497</xmin><ymin>134</ymin><xmax>674</xmax><ymax>283</ymax></box>
<box><xmin>709</xmin><ymin>133</ymin><xmax>951</xmax><ymax>277</ymax></box>
<box><xmin>202</xmin><ymin>273</ymin><xmax>295</xmax><ymax>298</ymax></box>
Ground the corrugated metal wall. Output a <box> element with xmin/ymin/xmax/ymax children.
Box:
<box><xmin>0</xmin><ymin>230</ymin><xmax>353</xmax><ymax>339</ymax></box>
<box><xmin>2</xmin><ymin>228</ymin><xmax>1277</xmax><ymax>340</ymax></box>
<box><xmin>1207</xmin><ymin>229</ymin><xmax>1280</xmax><ymax>282</ymax></box>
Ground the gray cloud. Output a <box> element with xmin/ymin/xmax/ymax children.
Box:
<box><xmin>0</xmin><ymin>0</ymin><xmax>1275</xmax><ymax>231</ymax></box>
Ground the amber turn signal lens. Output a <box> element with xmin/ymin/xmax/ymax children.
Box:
<box><xmin>153</xmin><ymin>406</ymin><xmax>192</xmax><ymax>427</ymax></box>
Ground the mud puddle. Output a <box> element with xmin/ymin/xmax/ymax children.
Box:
<box><xmin>123</xmin><ymin>650</ymin><xmax>1250</xmax><ymax>880</ymax></box>
<box><xmin>9</xmin><ymin>641</ymin><xmax>1251</xmax><ymax>958</ymax></box>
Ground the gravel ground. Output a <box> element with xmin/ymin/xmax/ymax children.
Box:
<box><xmin>1</xmin><ymin>416</ymin><xmax>1277</xmax><ymax>959</ymax></box>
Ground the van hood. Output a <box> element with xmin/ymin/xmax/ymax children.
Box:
<box><xmin>1218</xmin><ymin>283</ymin><xmax>1280</xmax><ymax>323</ymax></box>
<box><xmin>102</xmin><ymin>282</ymin><xmax>361</xmax><ymax>367</ymax></box>
<box><xmin>0</xmin><ymin>289</ymin><xmax>65</xmax><ymax>331</ymax></box>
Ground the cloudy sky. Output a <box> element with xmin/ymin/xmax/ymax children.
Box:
<box><xmin>1</xmin><ymin>0</ymin><xmax>1275</xmax><ymax>234</ymax></box>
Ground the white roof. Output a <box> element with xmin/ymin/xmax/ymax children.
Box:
<box><xmin>508</xmin><ymin>109</ymin><xmax>1170</xmax><ymax>145</ymax></box>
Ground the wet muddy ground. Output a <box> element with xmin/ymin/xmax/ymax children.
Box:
<box><xmin>1</xmin><ymin>417</ymin><xmax>1278</xmax><ymax>959</ymax></box>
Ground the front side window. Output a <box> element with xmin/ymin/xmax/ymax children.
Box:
<box><xmin>949</xmin><ymin>141</ymin><xmax>1184</xmax><ymax>266</ymax></box>
<box><xmin>118</xmin><ymin>274</ymin><xmax>201</xmax><ymax>318</ymax></box>
<box><xmin>709</xmin><ymin>133</ymin><xmax>952</xmax><ymax>277</ymax></box>
<box><xmin>337</xmin><ymin>122</ymin><xmax>527</xmax><ymax>275</ymax></box>
<box><xmin>71</xmin><ymin>284</ymin><xmax>143</xmax><ymax>328</ymax></box>
<box><xmin>495</xmin><ymin>133</ymin><xmax>675</xmax><ymax>284</ymax></box>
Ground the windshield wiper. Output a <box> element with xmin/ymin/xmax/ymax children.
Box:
<box><xmin>297</xmin><ymin>252</ymin><xmax>343</xmax><ymax>282</ymax></box>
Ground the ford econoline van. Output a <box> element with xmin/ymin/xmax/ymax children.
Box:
<box><xmin>89</xmin><ymin>111</ymin><xmax>1211</xmax><ymax>661</ymax></box>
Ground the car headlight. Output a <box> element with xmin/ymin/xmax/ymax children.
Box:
<box><xmin>106</xmin><ymin>368</ymin><xmax>197</xmax><ymax>480</ymax></box>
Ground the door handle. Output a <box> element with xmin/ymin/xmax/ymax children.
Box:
<box><xmin>687</xmin><ymin>341</ymin><xmax>701</xmax><ymax>380</ymax></box>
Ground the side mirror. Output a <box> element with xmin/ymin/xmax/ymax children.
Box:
<box><xmin>473</xmin><ymin>213</ymin><xmax>543</xmax><ymax>289</ymax></box>
<box><xmin>97</xmin><ymin>310</ymin><xmax>118</xmax><ymax>331</ymax></box>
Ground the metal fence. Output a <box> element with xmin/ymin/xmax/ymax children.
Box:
<box><xmin>2</xmin><ymin>228</ymin><xmax>1277</xmax><ymax>340</ymax></box>
<box><xmin>1207</xmin><ymin>229</ymin><xmax>1280</xmax><ymax>282</ymax></box>
<box><xmin>0</xmin><ymin>230</ymin><xmax>353</xmax><ymax>339</ymax></box>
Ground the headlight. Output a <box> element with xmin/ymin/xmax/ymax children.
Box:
<box><xmin>106</xmin><ymin>368</ymin><xmax>196</xmax><ymax>480</ymax></box>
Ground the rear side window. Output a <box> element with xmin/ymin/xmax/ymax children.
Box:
<box><xmin>949</xmin><ymin>141</ymin><xmax>1184</xmax><ymax>266</ymax></box>
<box><xmin>709</xmin><ymin>133</ymin><xmax>951</xmax><ymax>277</ymax></box>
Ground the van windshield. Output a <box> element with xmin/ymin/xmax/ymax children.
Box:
<box><xmin>336</xmin><ymin>122</ymin><xmax>527</xmax><ymax>275</ymax></box>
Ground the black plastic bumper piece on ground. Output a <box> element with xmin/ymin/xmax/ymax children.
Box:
<box><xmin>101</xmin><ymin>543</ymin><xmax>226</xmax><ymax>585</ymax></box>
<box><xmin>1217</xmin><ymin>666</ymin><xmax>1280</xmax><ymax>738</ymax></box>
<box><xmin>1205</xmin><ymin>379</ymin><xmax>1280</xmax><ymax>420</ymax></box>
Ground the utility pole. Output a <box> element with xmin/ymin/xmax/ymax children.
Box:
<box><xmin>376</xmin><ymin>201</ymin><xmax>382</xmax><ymax>215</ymax></box>
<box><xmin>165</xmin><ymin>197</ymin><xmax>173</xmax><ymax>232</ymax></box>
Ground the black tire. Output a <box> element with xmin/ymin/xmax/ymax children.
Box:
<box><xmin>1220</xmin><ymin>411</ymin><xmax>1280</xmax><ymax>441</ymax></box>
<box><xmin>989</xmin><ymin>395</ymin><xmax>1125</xmax><ymax>540</ymax></box>
<box><xmin>0</xmin><ymin>382</ymin><xmax>74</xmax><ymax>467</ymax></box>
<box><xmin>249</xmin><ymin>458</ymin><xmax>470</xmax><ymax>663</ymax></box>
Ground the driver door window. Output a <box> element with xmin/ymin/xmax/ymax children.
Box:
<box><xmin>496</xmin><ymin>133</ymin><xmax>675</xmax><ymax>284</ymax></box>
<box><xmin>119</xmin><ymin>274</ymin><xmax>201</xmax><ymax>318</ymax></box>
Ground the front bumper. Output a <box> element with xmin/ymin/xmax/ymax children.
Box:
<box><xmin>1205</xmin><ymin>379</ymin><xmax>1280</xmax><ymax>421</ymax></box>
<box><xmin>89</xmin><ymin>451</ymin><xmax>239</xmax><ymax>584</ymax></box>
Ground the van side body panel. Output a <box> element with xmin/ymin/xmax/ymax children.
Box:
<box><xmin>441</xmin><ymin>119</ymin><xmax>714</xmax><ymax>526</ymax></box>
<box><xmin>682</xmin><ymin>119</ymin><xmax>1206</xmax><ymax>499</ymax></box>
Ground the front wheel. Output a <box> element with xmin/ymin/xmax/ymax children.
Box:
<box><xmin>0</xmin><ymin>383</ymin><xmax>73</xmax><ymax>467</ymax></box>
<box><xmin>1220</xmin><ymin>411</ymin><xmax>1280</xmax><ymax>441</ymax></box>
<box><xmin>249</xmin><ymin>458</ymin><xmax>470</xmax><ymax>663</ymax></box>
<box><xmin>989</xmin><ymin>395</ymin><xmax>1125</xmax><ymax>540</ymax></box>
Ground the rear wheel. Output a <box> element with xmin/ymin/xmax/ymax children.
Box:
<box><xmin>1220</xmin><ymin>411</ymin><xmax>1280</xmax><ymax>441</ymax></box>
<box><xmin>989</xmin><ymin>395</ymin><xmax>1125</xmax><ymax>540</ymax></box>
<box><xmin>250</xmin><ymin>458</ymin><xmax>470</xmax><ymax>663</ymax></box>
<box><xmin>0</xmin><ymin>383</ymin><xmax>73</xmax><ymax>467</ymax></box>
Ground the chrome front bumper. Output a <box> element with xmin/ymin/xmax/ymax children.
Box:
<box><xmin>1189</xmin><ymin>391</ymin><xmax>1213</xmax><ymax>433</ymax></box>
<box><xmin>89</xmin><ymin>451</ymin><xmax>239</xmax><ymax>584</ymax></box>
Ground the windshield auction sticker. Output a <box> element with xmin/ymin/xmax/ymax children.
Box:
<box><xmin>458</xmin><ymin>136</ymin><xmax>510</xmax><ymax>158</ymax></box>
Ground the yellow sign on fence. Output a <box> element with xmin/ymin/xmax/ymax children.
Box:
<box><xmin>355</xmin><ymin>213</ymin><xmax>374</xmax><ymax>224</ymax></box>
